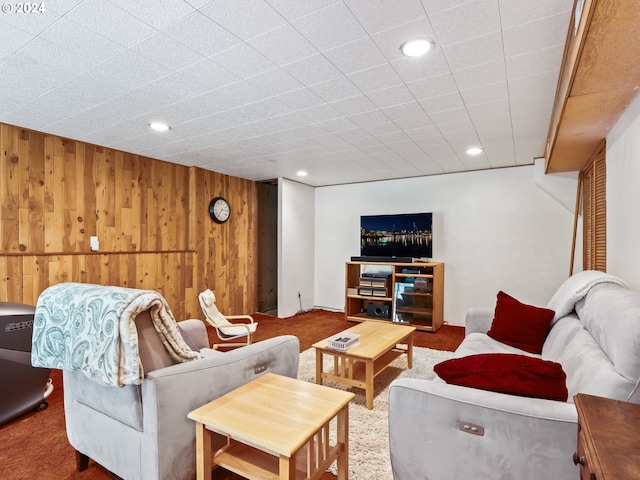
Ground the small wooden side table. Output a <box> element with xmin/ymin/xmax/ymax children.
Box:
<box><xmin>188</xmin><ymin>372</ymin><xmax>355</xmax><ymax>480</ymax></box>
<box><xmin>574</xmin><ymin>393</ymin><xmax>640</xmax><ymax>479</ymax></box>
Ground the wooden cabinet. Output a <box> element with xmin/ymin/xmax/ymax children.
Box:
<box><xmin>345</xmin><ymin>261</ymin><xmax>444</xmax><ymax>332</ymax></box>
<box><xmin>573</xmin><ymin>394</ymin><xmax>640</xmax><ymax>479</ymax></box>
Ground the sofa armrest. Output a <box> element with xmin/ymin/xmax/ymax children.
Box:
<box><xmin>141</xmin><ymin>335</ymin><xmax>300</xmax><ymax>479</ymax></box>
<box><xmin>388</xmin><ymin>378</ymin><xmax>578</xmax><ymax>480</ymax></box>
<box><xmin>465</xmin><ymin>307</ymin><xmax>494</xmax><ymax>335</ymax></box>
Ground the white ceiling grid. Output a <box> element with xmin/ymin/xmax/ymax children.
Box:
<box><xmin>0</xmin><ymin>0</ymin><xmax>573</xmax><ymax>186</ymax></box>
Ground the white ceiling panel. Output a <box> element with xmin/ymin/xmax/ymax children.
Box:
<box><xmin>0</xmin><ymin>0</ymin><xmax>575</xmax><ymax>186</ymax></box>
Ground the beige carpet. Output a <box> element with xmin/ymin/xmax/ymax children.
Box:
<box><xmin>297</xmin><ymin>346</ymin><xmax>454</xmax><ymax>480</ymax></box>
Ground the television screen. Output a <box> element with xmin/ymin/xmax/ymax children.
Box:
<box><xmin>360</xmin><ymin>212</ymin><xmax>433</xmax><ymax>259</ymax></box>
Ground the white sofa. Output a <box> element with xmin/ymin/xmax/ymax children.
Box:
<box><xmin>388</xmin><ymin>272</ymin><xmax>640</xmax><ymax>480</ymax></box>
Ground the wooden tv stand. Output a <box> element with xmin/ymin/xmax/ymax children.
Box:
<box><xmin>345</xmin><ymin>261</ymin><xmax>444</xmax><ymax>332</ymax></box>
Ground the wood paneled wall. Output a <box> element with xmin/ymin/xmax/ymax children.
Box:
<box><xmin>0</xmin><ymin>123</ymin><xmax>257</xmax><ymax>319</ymax></box>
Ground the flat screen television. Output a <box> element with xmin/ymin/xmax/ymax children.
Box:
<box><xmin>360</xmin><ymin>212</ymin><xmax>433</xmax><ymax>260</ymax></box>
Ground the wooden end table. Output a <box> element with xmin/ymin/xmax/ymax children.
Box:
<box><xmin>313</xmin><ymin>321</ymin><xmax>415</xmax><ymax>410</ymax></box>
<box><xmin>188</xmin><ymin>372</ymin><xmax>355</xmax><ymax>480</ymax></box>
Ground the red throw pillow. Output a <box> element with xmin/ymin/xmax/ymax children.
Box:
<box><xmin>487</xmin><ymin>291</ymin><xmax>555</xmax><ymax>354</ymax></box>
<box><xmin>434</xmin><ymin>353</ymin><xmax>568</xmax><ymax>402</ymax></box>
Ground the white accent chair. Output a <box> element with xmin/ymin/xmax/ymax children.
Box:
<box><xmin>198</xmin><ymin>289</ymin><xmax>257</xmax><ymax>349</ymax></box>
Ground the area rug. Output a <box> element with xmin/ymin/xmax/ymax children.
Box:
<box><xmin>297</xmin><ymin>346</ymin><xmax>454</xmax><ymax>480</ymax></box>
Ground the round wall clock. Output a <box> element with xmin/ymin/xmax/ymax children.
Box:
<box><xmin>209</xmin><ymin>197</ymin><xmax>230</xmax><ymax>224</ymax></box>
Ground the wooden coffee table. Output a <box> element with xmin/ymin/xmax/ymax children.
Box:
<box><xmin>188</xmin><ymin>372</ymin><xmax>355</xmax><ymax>480</ymax></box>
<box><xmin>313</xmin><ymin>321</ymin><xmax>415</xmax><ymax>410</ymax></box>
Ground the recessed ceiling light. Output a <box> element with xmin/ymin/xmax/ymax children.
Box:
<box><xmin>400</xmin><ymin>38</ymin><xmax>435</xmax><ymax>57</ymax></box>
<box><xmin>148</xmin><ymin>122</ymin><xmax>171</xmax><ymax>132</ymax></box>
<box><xmin>296</xmin><ymin>170</ymin><xmax>308</xmax><ymax>177</ymax></box>
<box><xmin>466</xmin><ymin>147</ymin><xmax>483</xmax><ymax>155</ymax></box>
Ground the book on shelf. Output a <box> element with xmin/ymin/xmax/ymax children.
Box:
<box><xmin>326</xmin><ymin>332</ymin><xmax>360</xmax><ymax>351</ymax></box>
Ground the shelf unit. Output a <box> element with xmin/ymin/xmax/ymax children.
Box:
<box><xmin>345</xmin><ymin>261</ymin><xmax>444</xmax><ymax>332</ymax></box>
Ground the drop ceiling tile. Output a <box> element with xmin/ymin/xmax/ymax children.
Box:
<box><xmin>281</xmin><ymin>54</ymin><xmax>343</xmax><ymax>85</ymax></box>
<box><xmin>201</xmin><ymin>0</ymin><xmax>286</xmax><ymax>41</ymax></box>
<box><xmin>508</xmin><ymin>71</ymin><xmax>558</xmax><ymax>105</ymax></box>
<box><xmin>430</xmin><ymin>107</ymin><xmax>472</xmax><ymax>127</ymax></box>
<box><xmin>474</xmin><ymin>113</ymin><xmax>513</xmax><ymax>143</ymax></box>
<box><xmin>431</xmin><ymin>0</ymin><xmax>500</xmax><ymax>46</ymax></box>
<box><xmin>94</xmin><ymin>52</ymin><xmax>170</xmax><ymax>95</ymax></box>
<box><xmin>292</xmin><ymin>2</ymin><xmax>367</xmax><ymax>52</ymax></box>
<box><xmin>382</xmin><ymin>102</ymin><xmax>432</xmax><ymax>127</ymax></box>
<box><xmin>276</xmin><ymin>88</ymin><xmax>325</xmax><ymax>110</ymax></box>
<box><xmin>505</xmin><ymin>45</ymin><xmax>564</xmax><ymax>80</ymax></box>
<box><xmin>266</xmin><ymin>0</ymin><xmax>339</xmax><ymax>22</ymax></box>
<box><xmin>177</xmin><ymin>59</ymin><xmax>240</xmax><ymax>91</ymax></box>
<box><xmin>109</xmin><ymin>0</ymin><xmax>196</xmax><ymax>29</ymax></box>
<box><xmin>503</xmin><ymin>12</ymin><xmax>571</xmax><ymax>58</ymax></box>
<box><xmin>247</xmin><ymin>68</ymin><xmax>304</xmax><ymax>96</ymax></box>
<box><xmin>466</xmin><ymin>97</ymin><xmax>509</xmax><ymax>118</ymax></box>
<box><xmin>323</xmin><ymin>37</ymin><xmax>388</xmax><ymax>76</ymax></box>
<box><xmin>330</xmin><ymin>95</ymin><xmax>378</xmax><ymax>116</ymax></box>
<box><xmin>420</xmin><ymin>0</ymin><xmax>475</xmax><ymax>16</ymax></box>
<box><xmin>405</xmin><ymin>125</ymin><xmax>442</xmax><ymax>141</ymax></box>
<box><xmin>66</xmin><ymin>0</ymin><xmax>155</xmax><ymax>47</ymax></box>
<box><xmin>349</xmin><ymin>109</ymin><xmax>390</xmax><ymax>128</ymax></box>
<box><xmin>248</xmin><ymin>24</ymin><xmax>318</xmax><ymax>66</ymax></box>
<box><xmin>338</xmin><ymin>130</ymin><xmax>382</xmax><ymax>148</ymax></box>
<box><xmin>210</xmin><ymin>42</ymin><xmax>277</xmax><ymax>79</ymax></box>
<box><xmin>299</xmin><ymin>103</ymin><xmax>343</xmax><ymax>123</ymax></box>
<box><xmin>453</xmin><ymin>59</ymin><xmax>506</xmax><ymax>91</ymax></box>
<box><xmin>348</xmin><ymin>64</ymin><xmax>402</xmax><ymax>94</ymax></box>
<box><xmin>345</xmin><ymin>0</ymin><xmax>427</xmax><ymax>35</ymax></box>
<box><xmin>366</xmin><ymin>84</ymin><xmax>415</xmax><ymax>109</ymax></box>
<box><xmin>499</xmin><ymin>0</ymin><xmax>574</xmax><ymax>29</ymax></box>
<box><xmin>406</xmin><ymin>72</ymin><xmax>457</xmax><ymax>100</ymax></box>
<box><xmin>441</xmin><ymin>31</ymin><xmax>504</xmax><ymax>71</ymax></box>
<box><xmin>0</xmin><ymin>22</ymin><xmax>32</xmax><ymax>62</ymax></box>
<box><xmin>162</xmin><ymin>12</ymin><xmax>241</xmax><ymax>57</ymax></box>
<box><xmin>459</xmin><ymin>81</ymin><xmax>508</xmax><ymax>106</ymax></box>
<box><xmin>130</xmin><ymin>32</ymin><xmax>204</xmax><ymax>71</ymax></box>
<box><xmin>308</xmin><ymin>77</ymin><xmax>361</xmax><ymax>102</ymax></box>
<box><xmin>376</xmin><ymin>130</ymin><xmax>411</xmax><ymax>145</ymax></box>
<box><xmin>364</xmin><ymin>120</ymin><xmax>401</xmax><ymax>136</ymax></box>
<box><xmin>419</xmin><ymin>92</ymin><xmax>465</xmax><ymax>114</ymax></box>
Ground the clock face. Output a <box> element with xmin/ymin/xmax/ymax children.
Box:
<box><xmin>209</xmin><ymin>197</ymin><xmax>230</xmax><ymax>223</ymax></box>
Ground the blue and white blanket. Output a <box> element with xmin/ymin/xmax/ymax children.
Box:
<box><xmin>31</xmin><ymin>283</ymin><xmax>200</xmax><ymax>387</ymax></box>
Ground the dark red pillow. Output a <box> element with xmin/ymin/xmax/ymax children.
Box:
<box><xmin>434</xmin><ymin>353</ymin><xmax>568</xmax><ymax>401</ymax></box>
<box><xmin>487</xmin><ymin>291</ymin><xmax>554</xmax><ymax>354</ymax></box>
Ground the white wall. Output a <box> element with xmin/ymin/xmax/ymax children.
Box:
<box><xmin>313</xmin><ymin>165</ymin><xmax>579</xmax><ymax>326</ymax></box>
<box><xmin>278</xmin><ymin>178</ymin><xmax>315</xmax><ymax>317</ymax></box>
<box><xmin>606</xmin><ymin>92</ymin><xmax>640</xmax><ymax>291</ymax></box>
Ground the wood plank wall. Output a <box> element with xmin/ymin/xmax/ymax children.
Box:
<box><xmin>0</xmin><ymin>123</ymin><xmax>258</xmax><ymax>319</ymax></box>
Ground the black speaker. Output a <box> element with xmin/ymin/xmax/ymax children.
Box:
<box><xmin>367</xmin><ymin>303</ymin><xmax>390</xmax><ymax>319</ymax></box>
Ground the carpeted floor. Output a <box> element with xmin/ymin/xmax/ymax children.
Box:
<box><xmin>0</xmin><ymin>309</ymin><xmax>463</xmax><ymax>480</ymax></box>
